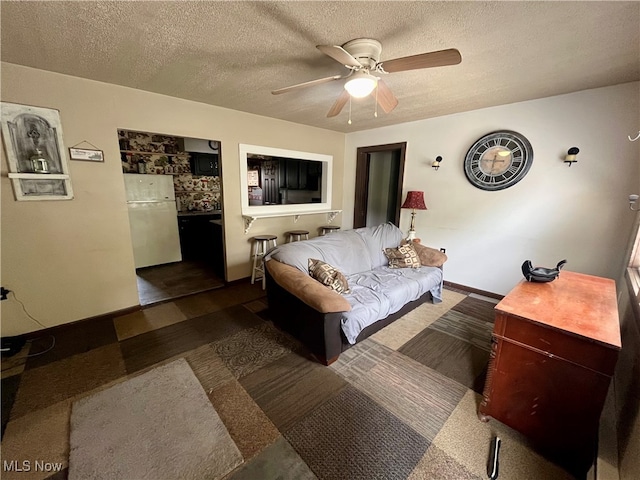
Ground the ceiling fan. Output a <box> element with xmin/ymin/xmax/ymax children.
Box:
<box><xmin>272</xmin><ymin>38</ymin><xmax>462</xmax><ymax>119</ymax></box>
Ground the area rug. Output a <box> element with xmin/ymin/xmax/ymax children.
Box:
<box><xmin>68</xmin><ymin>358</ymin><xmax>242</xmax><ymax>480</ymax></box>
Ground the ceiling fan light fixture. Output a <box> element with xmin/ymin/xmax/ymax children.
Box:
<box><xmin>344</xmin><ymin>72</ymin><xmax>377</xmax><ymax>98</ymax></box>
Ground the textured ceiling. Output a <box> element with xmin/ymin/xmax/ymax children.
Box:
<box><xmin>1</xmin><ymin>1</ymin><xmax>639</xmax><ymax>133</ymax></box>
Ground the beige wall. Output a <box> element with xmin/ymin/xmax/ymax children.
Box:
<box><xmin>0</xmin><ymin>62</ymin><xmax>345</xmax><ymax>335</ymax></box>
<box><xmin>345</xmin><ymin>82</ymin><xmax>640</xmax><ymax>295</ymax></box>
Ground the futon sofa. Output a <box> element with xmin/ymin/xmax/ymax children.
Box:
<box><xmin>264</xmin><ymin>223</ymin><xmax>446</xmax><ymax>365</ymax></box>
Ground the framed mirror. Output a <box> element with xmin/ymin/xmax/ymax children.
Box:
<box><xmin>239</xmin><ymin>144</ymin><xmax>333</xmax><ymax>216</ymax></box>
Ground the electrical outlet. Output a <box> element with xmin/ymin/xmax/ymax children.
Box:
<box><xmin>0</xmin><ymin>287</ymin><xmax>9</xmax><ymax>301</ymax></box>
<box><xmin>440</xmin><ymin>248</ymin><xmax>446</xmax><ymax>254</ymax></box>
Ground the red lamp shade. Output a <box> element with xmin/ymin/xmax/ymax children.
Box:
<box><xmin>401</xmin><ymin>191</ymin><xmax>427</xmax><ymax>210</ymax></box>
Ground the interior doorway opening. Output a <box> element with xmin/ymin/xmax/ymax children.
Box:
<box><xmin>353</xmin><ymin>143</ymin><xmax>406</xmax><ymax>229</ymax></box>
<box><xmin>118</xmin><ymin>128</ymin><xmax>226</xmax><ymax>306</ymax></box>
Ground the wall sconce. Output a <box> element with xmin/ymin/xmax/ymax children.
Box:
<box><xmin>564</xmin><ymin>147</ymin><xmax>579</xmax><ymax>166</ymax></box>
<box><xmin>630</xmin><ymin>194</ymin><xmax>640</xmax><ymax>211</ymax></box>
<box><xmin>432</xmin><ymin>156</ymin><xmax>443</xmax><ymax>171</ymax></box>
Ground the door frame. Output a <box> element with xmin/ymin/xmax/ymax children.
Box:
<box><xmin>353</xmin><ymin>142</ymin><xmax>407</xmax><ymax>228</ymax></box>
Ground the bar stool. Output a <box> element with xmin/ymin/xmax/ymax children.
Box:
<box><xmin>285</xmin><ymin>230</ymin><xmax>310</xmax><ymax>243</ymax></box>
<box><xmin>250</xmin><ymin>235</ymin><xmax>277</xmax><ymax>289</ymax></box>
<box><xmin>320</xmin><ymin>225</ymin><xmax>340</xmax><ymax>236</ymax></box>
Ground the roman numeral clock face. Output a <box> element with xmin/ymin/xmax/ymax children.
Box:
<box><xmin>464</xmin><ymin>131</ymin><xmax>533</xmax><ymax>191</ymax></box>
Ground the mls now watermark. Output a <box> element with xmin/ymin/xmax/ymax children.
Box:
<box><xmin>3</xmin><ymin>460</ymin><xmax>64</xmax><ymax>473</ymax></box>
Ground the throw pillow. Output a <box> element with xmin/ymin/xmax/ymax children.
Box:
<box><xmin>308</xmin><ymin>259</ymin><xmax>350</xmax><ymax>294</ymax></box>
<box><xmin>383</xmin><ymin>243</ymin><xmax>421</xmax><ymax>269</ymax></box>
<box><xmin>401</xmin><ymin>240</ymin><xmax>448</xmax><ymax>267</ymax></box>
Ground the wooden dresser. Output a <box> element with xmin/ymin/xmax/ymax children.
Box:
<box><xmin>479</xmin><ymin>271</ymin><xmax>621</xmax><ymax>473</ymax></box>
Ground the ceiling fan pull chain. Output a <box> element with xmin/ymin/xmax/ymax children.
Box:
<box><xmin>348</xmin><ymin>96</ymin><xmax>352</xmax><ymax>125</ymax></box>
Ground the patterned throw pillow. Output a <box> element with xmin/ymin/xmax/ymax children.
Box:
<box><xmin>308</xmin><ymin>259</ymin><xmax>350</xmax><ymax>294</ymax></box>
<box><xmin>400</xmin><ymin>240</ymin><xmax>448</xmax><ymax>267</ymax></box>
<box><xmin>383</xmin><ymin>244</ymin><xmax>421</xmax><ymax>269</ymax></box>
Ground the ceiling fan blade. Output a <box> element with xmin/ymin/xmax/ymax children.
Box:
<box><xmin>272</xmin><ymin>75</ymin><xmax>343</xmax><ymax>95</ymax></box>
<box><xmin>376</xmin><ymin>79</ymin><xmax>398</xmax><ymax>113</ymax></box>
<box><xmin>380</xmin><ymin>48</ymin><xmax>462</xmax><ymax>73</ymax></box>
<box><xmin>317</xmin><ymin>45</ymin><xmax>362</xmax><ymax>68</ymax></box>
<box><xmin>327</xmin><ymin>90</ymin><xmax>350</xmax><ymax>118</ymax></box>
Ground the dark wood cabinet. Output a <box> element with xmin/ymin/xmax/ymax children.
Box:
<box><xmin>280</xmin><ymin>159</ymin><xmax>319</xmax><ymax>191</ymax></box>
<box><xmin>209</xmin><ymin>221</ymin><xmax>225</xmax><ymax>279</ymax></box>
<box><xmin>284</xmin><ymin>159</ymin><xmax>299</xmax><ymax>189</ymax></box>
<box><xmin>479</xmin><ymin>271</ymin><xmax>621</xmax><ymax>474</ymax></box>
<box><xmin>189</xmin><ymin>153</ymin><xmax>219</xmax><ymax>176</ymax></box>
<box><xmin>178</xmin><ymin>215</ymin><xmax>223</xmax><ymax>276</ymax></box>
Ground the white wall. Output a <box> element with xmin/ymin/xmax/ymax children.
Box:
<box><xmin>0</xmin><ymin>62</ymin><xmax>345</xmax><ymax>335</ymax></box>
<box><xmin>345</xmin><ymin>83</ymin><xmax>640</xmax><ymax>295</ymax></box>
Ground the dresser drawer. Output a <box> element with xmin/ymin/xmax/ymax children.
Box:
<box><xmin>494</xmin><ymin>312</ymin><xmax>618</xmax><ymax>376</ymax></box>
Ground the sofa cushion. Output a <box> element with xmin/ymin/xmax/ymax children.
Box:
<box><xmin>355</xmin><ymin>222</ymin><xmax>405</xmax><ymax>269</ymax></box>
<box><xmin>266</xmin><ymin>229</ymin><xmax>373</xmax><ymax>275</ymax></box>
<box><xmin>308</xmin><ymin>259</ymin><xmax>350</xmax><ymax>294</ymax></box>
<box><xmin>341</xmin><ymin>266</ymin><xmax>444</xmax><ymax>344</ymax></box>
<box><xmin>383</xmin><ymin>244</ymin><xmax>421</xmax><ymax>269</ymax></box>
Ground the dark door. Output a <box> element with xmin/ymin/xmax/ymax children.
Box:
<box><xmin>353</xmin><ymin>142</ymin><xmax>406</xmax><ymax>228</ymax></box>
<box><xmin>261</xmin><ymin>160</ymin><xmax>279</xmax><ymax>204</ymax></box>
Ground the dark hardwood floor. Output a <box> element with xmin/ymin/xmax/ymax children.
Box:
<box><xmin>135</xmin><ymin>260</ymin><xmax>225</xmax><ymax>306</ymax></box>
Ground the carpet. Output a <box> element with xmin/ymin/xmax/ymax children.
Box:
<box><xmin>68</xmin><ymin>358</ymin><xmax>242</xmax><ymax>480</ymax></box>
<box><xmin>399</xmin><ymin>307</ymin><xmax>494</xmax><ymax>393</ymax></box>
<box><xmin>227</xmin><ymin>437</ymin><xmax>317</xmax><ymax>480</ymax></box>
<box><xmin>285</xmin><ymin>385</ymin><xmax>429</xmax><ymax>480</ymax></box>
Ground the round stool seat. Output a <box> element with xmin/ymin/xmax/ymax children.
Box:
<box><xmin>285</xmin><ymin>230</ymin><xmax>310</xmax><ymax>242</ymax></box>
<box><xmin>253</xmin><ymin>234</ymin><xmax>277</xmax><ymax>241</ymax></box>
<box><xmin>320</xmin><ymin>225</ymin><xmax>340</xmax><ymax>235</ymax></box>
<box><xmin>250</xmin><ymin>235</ymin><xmax>278</xmax><ymax>289</ymax></box>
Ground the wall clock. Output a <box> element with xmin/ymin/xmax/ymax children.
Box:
<box><xmin>463</xmin><ymin>130</ymin><xmax>533</xmax><ymax>191</ymax></box>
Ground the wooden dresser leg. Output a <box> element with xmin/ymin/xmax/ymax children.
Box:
<box><xmin>325</xmin><ymin>355</ymin><xmax>339</xmax><ymax>366</ymax></box>
<box><xmin>478</xmin><ymin>412</ymin><xmax>491</xmax><ymax>423</ymax></box>
<box><xmin>316</xmin><ymin>354</ymin><xmax>339</xmax><ymax>366</ymax></box>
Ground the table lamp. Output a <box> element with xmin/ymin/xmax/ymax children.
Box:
<box><xmin>401</xmin><ymin>191</ymin><xmax>427</xmax><ymax>241</ymax></box>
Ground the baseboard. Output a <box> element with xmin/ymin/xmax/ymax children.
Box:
<box><xmin>21</xmin><ymin>278</ymin><xmax>259</xmax><ymax>340</ymax></box>
<box><xmin>443</xmin><ymin>280</ymin><xmax>503</xmax><ymax>300</ymax></box>
<box><xmin>22</xmin><ymin>304</ymin><xmax>142</xmax><ymax>340</ymax></box>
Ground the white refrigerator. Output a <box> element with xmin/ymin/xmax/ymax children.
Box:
<box><xmin>124</xmin><ymin>174</ymin><xmax>182</xmax><ymax>268</ymax></box>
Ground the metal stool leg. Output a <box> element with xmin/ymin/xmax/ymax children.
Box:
<box><xmin>260</xmin><ymin>239</ymin><xmax>267</xmax><ymax>289</ymax></box>
<box><xmin>250</xmin><ymin>240</ymin><xmax>260</xmax><ymax>285</ymax></box>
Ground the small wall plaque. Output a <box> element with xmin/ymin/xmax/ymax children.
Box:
<box><xmin>69</xmin><ymin>147</ymin><xmax>104</xmax><ymax>162</ymax></box>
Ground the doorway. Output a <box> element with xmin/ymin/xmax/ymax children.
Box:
<box><xmin>118</xmin><ymin>128</ymin><xmax>226</xmax><ymax>306</ymax></box>
<box><xmin>353</xmin><ymin>143</ymin><xmax>406</xmax><ymax>228</ymax></box>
